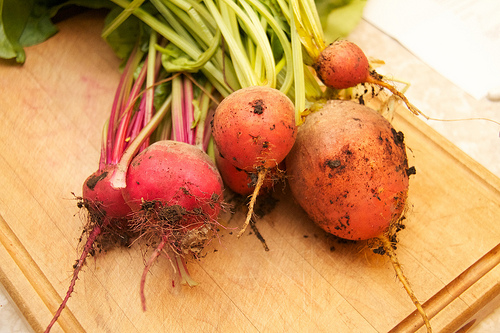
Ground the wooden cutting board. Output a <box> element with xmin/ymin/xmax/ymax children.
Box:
<box><xmin>1</xmin><ymin>10</ymin><xmax>499</xmax><ymax>333</ymax></box>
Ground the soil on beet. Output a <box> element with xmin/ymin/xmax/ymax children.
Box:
<box><xmin>85</xmin><ymin>171</ymin><xmax>108</xmax><ymax>190</ymax></box>
<box><xmin>130</xmin><ymin>200</ymin><xmax>223</xmax><ymax>258</ymax></box>
<box><xmin>76</xmin><ymin>196</ymin><xmax>136</xmax><ymax>253</ymax></box>
<box><xmin>369</xmin><ymin>214</ymin><xmax>407</xmax><ymax>255</ymax></box>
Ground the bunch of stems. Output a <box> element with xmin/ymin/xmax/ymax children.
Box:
<box><xmin>106</xmin><ymin>0</ymin><xmax>329</xmax><ymax>126</ymax></box>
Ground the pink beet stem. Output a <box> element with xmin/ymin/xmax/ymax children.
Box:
<box><xmin>112</xmin><ymin>56</ymin><xmax>148</xmax><ymax>164</ymax></box>
<box><xmin>110</xmin><ymin>92</ymin><xmax>173</xmax><ymax>189</ymax></box>
<box><xmin>98</xmin><ymin>121</ymin><xmax>108</xmax><ymax>172</ymax></box>
<box><xmin>45</xmin><ymin>223</ymin><xmax>106</xmax><ymax>333</ymax></box>
<box><xmin>202</xmin><ymin>108</ymin><xmax>214</xmax><ymax>151</ymax></box>
<box><xmin>125</xmin><ymin>98</ymin><xmax>146</xmax><ymax>149</ymax></box>
<box><xmin>105</xmin><ymin>47</ymin><xmax>141</xmax><ymax>167</ymax></box>
<box><xmin>140</xmin><ymin>235</ymin><xmax>167</xmax><ymax>312</ymax></box>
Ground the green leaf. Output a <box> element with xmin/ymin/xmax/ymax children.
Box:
<box><xmin>102</xmin><ymin>6</ymin><xmax>145</xmax><ymax>61</ymax></box>
<box><xmin>158</xmin><ymin>29</ymin><xmax>221</xmax><ymax>73</ymax></box>
<box><xmin>315</xmin><ymin>0</ymin><xmax>366</xmax><ymax>43</ymax></box>
<box><xmin>191</xmin><ymin>99</ymin><xmax>201</xmax><ymax>129</ymax></box>
<box><xmin>0</xmin><ymin>0</ymin><xmax>34</xmax><ymax>62</ymax></box>
<box><xmin>153</xmin><ymin>80</ymin><xmax>171</xmax><ymax>112</ymax></box>
<box><xmin>0</xmin><ymin>0</ymin><xmax>113</xmax><ymax>63</ymax></box>
<box><xmin>18</xmin><ymin>2</ymin><xmax>59</xmax><ymax>48</ymax></box>
<box><xmin>0</xmin><ymin>22</ymin><xmax>19</xmax><ymax>61</ymax></box>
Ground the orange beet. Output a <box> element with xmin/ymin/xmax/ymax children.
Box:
<box><xmin>314</xmin><ymin>40</ymin><xmax>369</xmax><ymax>90</ymax></box>
<box><xmin>286</xmin><ymin>100</ymin><xmax>410</xmax><ymax>240</ymax></box>
<box><xmin>215</xmin><ymin>146</ymin><xmax>279</xmax><ymax>196</ymax></box>
<box><xmin>211</xmin><ymin>86</ymin><xmax>296</xmax><ymax>171</ymax></box>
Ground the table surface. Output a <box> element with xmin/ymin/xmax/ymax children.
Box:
<box><xmin>0</xmin><ymin>10</ymin><xmax>499</xmax><ymax>333</ymax></box>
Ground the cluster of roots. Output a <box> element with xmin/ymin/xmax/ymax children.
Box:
<box><xmin>75</xmin><ymin>192</ymin><xmax>226</xmax><ymax>272</ymax></box>
<box><xmin>130</xmin><ymin>200</ymin><xmax>221</xmax><ymax>258</ymax></box>
<box><xmin>76</xmin><ymin>196</ymin><xmax>136</xmax><ymax>253</ymax></box>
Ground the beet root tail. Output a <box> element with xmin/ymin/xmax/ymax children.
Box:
<box><xmin>237</xmin><ymin>168</ymin><xmax>268</xmax><ymax>238</ymax></box>
<box><xmin>366</xmin><ymin>72</ymin><xmax>426</xmax><ymax>119</ymax></box>
<box><xmin>140</xmin><ymin>236</ymin><xmax>168</xmax><ymax>312</ymax></box>
<box><xmin>378</xmin><ymin>235</ymin><xmax>433</xmax><ymax>333</ymax></box>
<box><xmin>45</xmin><ymin>224</ymin><xmax>103</xmax><ymax>333</ymax></box>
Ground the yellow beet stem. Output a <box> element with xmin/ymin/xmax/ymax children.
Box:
<box><xmin>290</xmin><ymin>4</ymin><xmax>306</xmax><ymax>126</ymax></box>
<box><xmin>300</xmin><ymin>0</ymin><xmax>326</xmax><ymax>53</ymax></box>
<box><xmin>102</xmin><ymin>0</ymin><xmax>146</xmax><ymax>38</ymax></box>
<box><xmin>204</xmin><ymin>0</ymin><xmax>257</xmax><ymax>88</ymax></box>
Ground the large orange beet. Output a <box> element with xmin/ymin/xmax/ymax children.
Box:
<box><xmin>286</xmin><ymin>100</ymin><xmax>411</xmax><ymax>240</ymax></box>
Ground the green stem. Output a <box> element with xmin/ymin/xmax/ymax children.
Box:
<box><xmin>303</xmin><ymin>62</ymin><xmax>324</xmax><ymax>101</ymax></box>
<box><xmin>245</xmin><ymin>0</ymin><xmax>294</xmax><ymax>93</ymax></box>
<box><xmin>300</xmin><ymin>0</ymin><xmax>326</xmax><ymax>53</ymax></box>
<box><xmin>171</xmin><ymin>75</ymin><xmax>185</xmax><ymax>142</ymax></box>
<box><xmin>152</xmin><ymin>0</ymin><xmax>198</xmax><ymax>47</ymax></box>
<box><xmin>237</xmin><ymin>0</ymin><xmax>276</xmax><ymax>87</ymax></box>
<box><xmin>274</xmin><ymin>0</ymin><xmax>291</xmax><ymax>24</ymax></box>
<box><xmin>143</xmin><ymin>31</ymin><xmax>158</xmax><ymax>148</ymax></box>
<box><xmin>290</xmin><ymin>3</ymin><xmax>306</xmax><ymax>126</ymax></box>
<box><xmin>102</xmin><ymin>0</ymin><xmax>146</xmax><ymax>38</ymax></box>
<box><xmin>204</xmin><ymin>0</ymin><xmax>257</xmax><ymax>88</ymax></box>
<box><xmin>160</xmin><ymin>0</ymin><xmax>239</xmax><ymax>94</ymax></box>
<box><xmin>194</xmin><ymin>82</ymin><xmax>213</xmax><ymax>150</ymax></box>
<box><xmin>109</xmin><ymin>0</ymin><xmax>232</xmax><ymax>96</ymax></box>
<box><xmin>173</xmin><ymin>0</ymin><xmax>217</xmax><ymax>31</ymax></box>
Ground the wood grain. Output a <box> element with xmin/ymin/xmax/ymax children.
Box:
<box><xmin>0</xmin><ymin>10</ymin><xmax>499</xmax><ymax>333</ymax></box>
